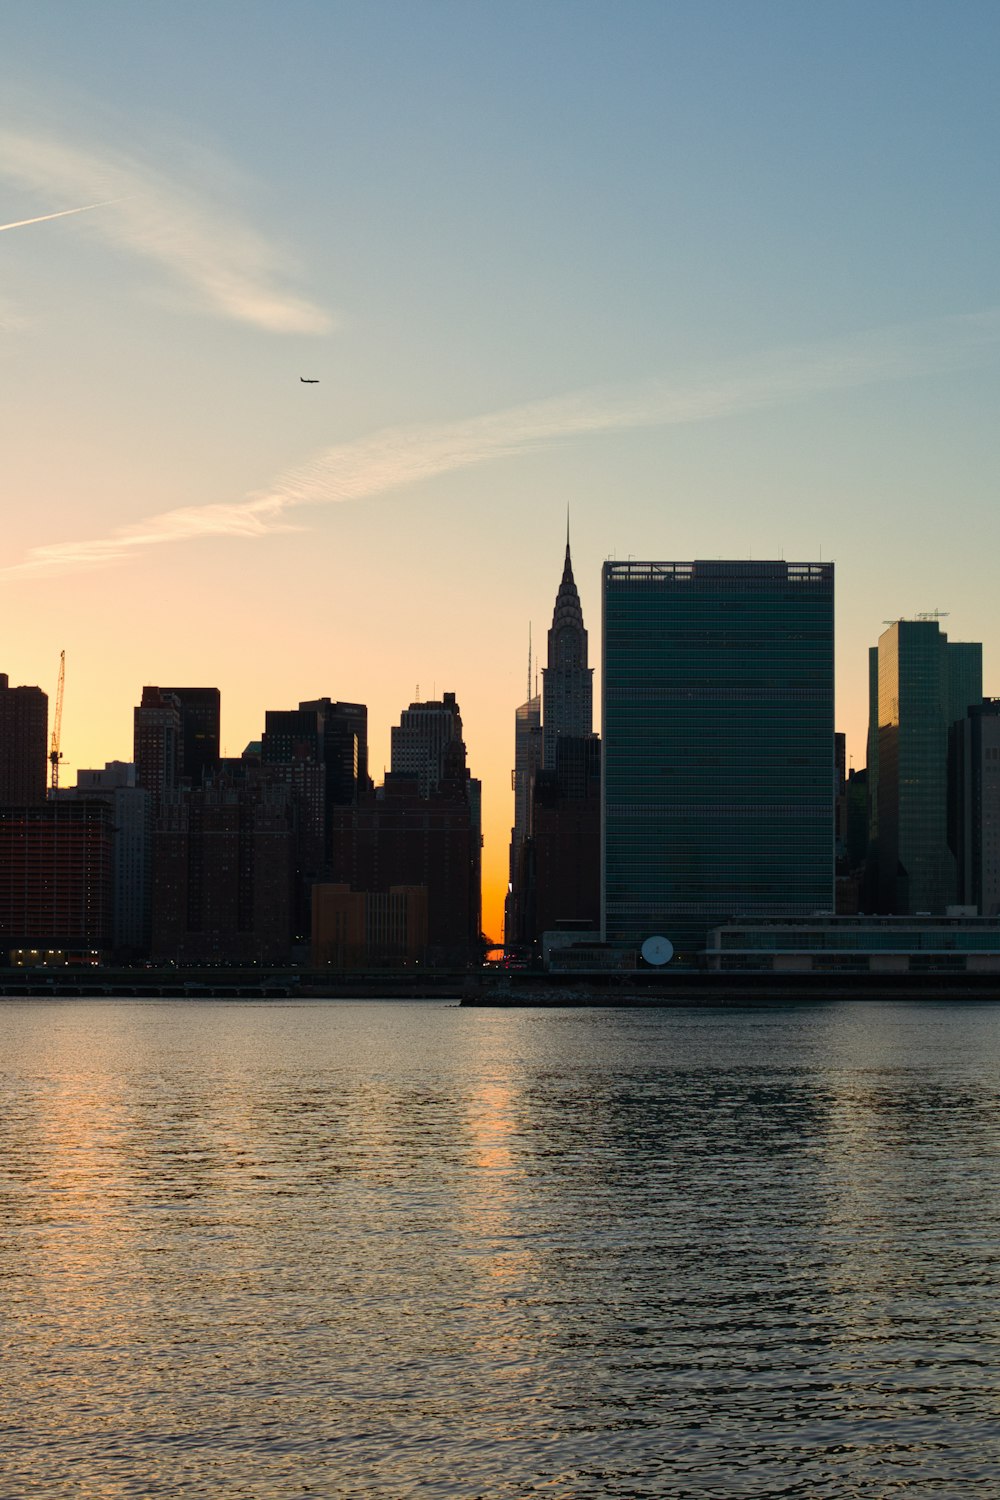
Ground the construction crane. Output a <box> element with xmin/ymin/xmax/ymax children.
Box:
<box><xmin>49</xmin><ymin>650</ymin><xmax>65</xmax><ymax>793</ymax></box>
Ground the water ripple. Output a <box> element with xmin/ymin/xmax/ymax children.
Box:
<box><xmin>2</xmin><ymin>1000</ymin><xmax>1000</xmax><ymax>1496</ymax></box>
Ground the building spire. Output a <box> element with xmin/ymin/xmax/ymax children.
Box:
<box><xmin>527</xmin><ymin>622</ymin><xmax>532</xmax><ymax>705</ymax></box>
<box><xmin>542</xmin><ymin>525</ymin><xmax>593</xmax><ymax>767</ymax></box>
<box><xmin>561</xmin><ymin>507</ymin><xmax>576</xmax><ymax>587</ymax></box>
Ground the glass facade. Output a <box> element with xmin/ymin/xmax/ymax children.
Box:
<box><xmin>873</xmin><ymin>621</ymin><xmax>982</xmax><ymax>914</ymax></box>
<box><xmin>602</xmin><ymin>560</ymin><xmax>834</xmax><ymax>952</ymax></box>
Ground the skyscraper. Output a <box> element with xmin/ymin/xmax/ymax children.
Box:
<box><xmin>133</xmin><ymin>688</ymin><xmax>183</xmax><ymax>814</ymax></box>
<box><xmin>504</xmin><ymin>687</ymin><xmax>542</xmax><ymax>947</ymax></box>
<box><xmin>391</xmin><ymin>690</ymin><xmax>481</xmax><ymax>921</ymax></box>
<box><xmin>62</xmin><ymin>763</ymin><xmax>152</xmax><ymax>959</ymax></box>
<box><xmin>159</xmin><ymin>687</ymin><xmax>221</xmax><ymax>787</ymax></box>
<box><xmin>391</xmin><ymin>692</ymin><xmax>464</xmax><ymax>795</ymax></box>
<box><xmin>951</xmin><ymin>698</ymin><xmax>1000</xmax><ymax>917</ymax></box>
<box><xmin>529</xmin><ymin>734</ymin><xmax>602</xmax><ymax>938</ymax></box>
<box><xmin>602</xmin><ymin>560</ymin><xmax>835</xmax><ymax>953</ymax></box>
<box><xmin>0</xmin><ymin>673</ymin><xmax>48</xmax><ymax>805</ymax></box>
<box><xmin>870</xmin><ymin>618</ymin><xmax>982</xmax><ymax>914</ymax></box>
<box><xmin>298</xmin><ymin>698</ymin><xmax>370</xmax><ymax>805</ymax></box>
<box><xmin>330</xmin><ymin>692</ymin><xmax>482</xmax><ymax>964</ymax></box>
<box><xmin>511</xmin><ymin>692</ymin><xmax>543</xmax><ymax>872</ymax></box>
<box><xmin>542</xmin><ymin>530</ymin><xmax>593</xmax><ymax>769</ymax></box>
<box><xmin>134</xmin><ymin>686</ymin><xmax>222</xmax><ymax>811</ymax></box>
<box><xmin>506</xmin><ymin>537</ymin><xmax>601</xmax><ymax>951</ymax></box>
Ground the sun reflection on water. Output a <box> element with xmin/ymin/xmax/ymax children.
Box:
<box><xmin>2</xmin><ymin>1000</ymin><xmax>1000</xmax><ymax>1497</ymax></box>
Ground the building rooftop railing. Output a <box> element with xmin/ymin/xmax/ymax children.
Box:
<box><xmin>604</xmin><ymin>560</ymin><xmax>833</xmax><ymax>586</ymax></box>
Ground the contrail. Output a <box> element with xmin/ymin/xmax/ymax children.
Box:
<box><xmin>0</xmin><ymin>199</ymin><xmax>116</xmax><ymax>234</ymax></box>
<box><xmin>0</xmin><ymin>128</ymin><xmax>332</xmax><ymax>331</ymax></box>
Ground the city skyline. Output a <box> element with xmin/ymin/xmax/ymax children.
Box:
<box><xmin>3</xmin><ymin>2</ymin><xmax>1000</xmax><ymax>940</ymax></box>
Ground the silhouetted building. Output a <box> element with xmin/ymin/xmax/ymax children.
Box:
<box><xmin>504</xmin><ymin>688</ymin><xmax>542</xmax><ymax>948</ymax></box>
<box><xmin>262</xmin><ymin>698</ymin><xmax>369</xmax><ymax>938</ymax></box>
<box><xmin>603</xmin><ymin>560</ymin><xmax>835</xmax><ymax>953</ymax></box>
<box><xmin>262</xmin><ymin>708</ymin><xmax>327</xmax><ymax>937</ymax></box>
<box><xmin>298</xmin><ymin>698</ymin><xmax>370</xmax><ymax>806</ymax></box>
<box><xmin>528</xmin><ymin>735</ymin><xmax>601</xmax><ymax>940</ymax></box>
<box><xmin>330</xmin><ymin>782</ymin><xmax>479</xmax><ymax>965</ymax></box>
<box><xmin>951</xmin><ymin>698</ymin><xmax>1000</xmax><ymax>916</ymax></box>
<box><xmin>331</xmin><ymin>698</ymin><xmax>480</xmax><ymax>965</ymax></box>
<box><xmin>390</xmin><ymin>690</ymin><xmax>480</xmax><ymax>908</ymax></box>
<box><xmin>134</xmin><ymin>686</ymin><xmax>221</xmax><ymax>813</ymax></box>
<box><xmin>0</xmin><ymin>673</ymin><xmax>48</xmax><ymax>805</ymax></box>
<box><xmin>134</xmin><ymin>688</ymin><xmax>183</xmax><ymax>814</ymax></box>
<box><xmin>391</xmin><ymin>692</ymin><xmax>464</xmax><ymax>795</ymax></box>
<box><xmin>845</xmin><ymin>767</ymin><xmax>870</xmax><ymax>872</ymax></box>
<box><xmin>312</xmin><ymin>883</ymin><xmax>428</xmax><ymax>967</ymax></box>
<box><xmin>834</xmin><ymin>732</ymin><xmax>847</xmax><ymax>856</ymax></box>
<box><xmin>512</xmin><ymin>694</ymin><xmax>543</xmax><ymax>865</ymax></box>
<box><xmin>59</xmin><ymin>762</ymin><xmax>151</xmax><ymax>960</ymax></box>
<box><xmin>837</xmin><ymin>766</ymin><xmax>870</xmax><ymax>914</ymax></box>
<box><xmin>160</xmin><ymin>687</ymin><xmax>221</xmax><ymax>786</ymax></box>
<box><xmin>0</xmin><ymin>801</ymin><xmax>114</xmax><ymax>956</ymax></box>
<box><xmin>542</xmin><ymin>530</ymin><xmax>593</xmax><ymax>769</ymax></box>
<box><xmin>78</xmin><ymin>761</ymin><xmax>135</xmax><ymax>791</ymax></box>
<box><xmin>870</xmin><ymin>618</ymin><xmax>982</xmax><ymax>914</ymax></box>
<box><xmin>866</xmin><ymin>645</ymin><xmax>880</xmax><ymax>873</ymax></box>
<box><xmin>262</xmin><ymin>709</ymin><xmax>322</xmax><ymax>768</ymax></box>
<box><xmin>150</xmin><ymin>770</ymin><xmax>294</xmax><ymax>964</ymax></box>
<box><xmin>507</xmin><ymin>537</ymin><xmax>597</xmax><ymax>952</ymax></box>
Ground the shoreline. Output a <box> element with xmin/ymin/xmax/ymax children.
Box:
<box><xmin>464</xmin><ymin>971</ymin><xmax>1000</xmax><ymax>1004</ymax></box>
<box><xmin>1</xmin><ymin>967</ymin><xmax>1000</xmax><ymax>1002</ymax></box>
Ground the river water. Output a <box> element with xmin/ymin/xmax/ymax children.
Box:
<box><xmin>2</xmin><ymin>1000</ymin><xmax>1000</xmax><ymax>1497</ymax></box>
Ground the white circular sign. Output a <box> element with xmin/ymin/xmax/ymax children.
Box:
<box><xmin>641</xmin><ymin>935</ymin><xmax>674</xmax><ymax>966</ymax></box>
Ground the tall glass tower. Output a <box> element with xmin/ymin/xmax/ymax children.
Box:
<box><xmin>871</xmin><ymin>618</ymin><xmax>982</xmax><ymax>914</ymax></box>
<box><xmin>602</xmin><ymin>560</ymin><xmax>835</xmax><ymax>953</ymax></box>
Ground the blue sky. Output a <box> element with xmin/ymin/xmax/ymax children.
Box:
<box><xmin>2</xmin><ymin>1</ymin><xmax>999</xmax><ymax>932</ymax></box>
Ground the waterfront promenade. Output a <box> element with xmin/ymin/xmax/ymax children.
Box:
<box><xmin>3</xmin><ymin>965</ymin><xmax>1000</xmax><ymax>1003</ymax></box>
<box><xmin>0</xmin><ymin>966</ymin><xmax>467</xmax><ymax>1000</ymax></box>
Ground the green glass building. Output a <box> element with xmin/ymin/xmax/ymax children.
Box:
<box><xmin>602</xmin><ymin>560</ymin><xmax>835</xmax><ymax>953</ymax></box>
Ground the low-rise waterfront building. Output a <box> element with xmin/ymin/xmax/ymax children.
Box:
<box><xmin>705</xmin><ymin>914</ymin><xmax>1000</xmax><ymax>972</ymax></box>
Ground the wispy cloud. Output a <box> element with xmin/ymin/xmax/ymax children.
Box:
<box><xmin>0</xmin><ymin>128</ymin><xmax>331</xmax><ymax>332</ymax></box>
<box><xmin>5</xmin><ymin>305</ymin><xmax>1000</xmax><ymax>581</ymax></box>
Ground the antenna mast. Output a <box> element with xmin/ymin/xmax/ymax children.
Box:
<box><xmin>527</xmin><ymin>623</ymin><xmax>532</xmax><ymax>704</ymax></box>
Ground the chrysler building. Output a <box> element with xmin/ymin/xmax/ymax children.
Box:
<box><xmin>542</xmin><ymin>527</ymin><xmax>593</xmax><ymax>767</ymax></box>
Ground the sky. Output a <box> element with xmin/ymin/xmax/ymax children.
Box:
<box><xmin>2</xmin><ymin>1</ymin><xmax>999</xmax><ymax>941</ymax></box>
